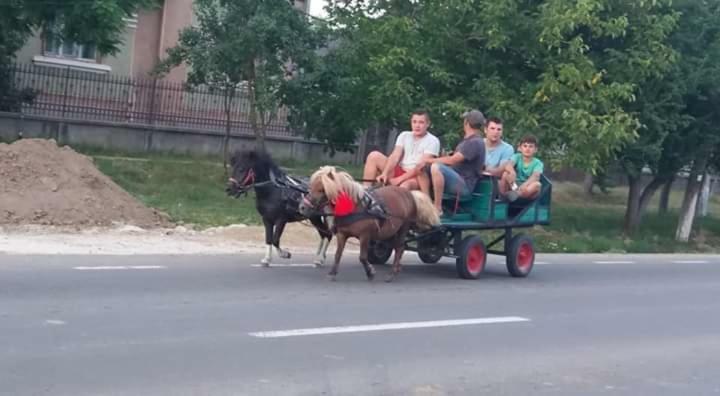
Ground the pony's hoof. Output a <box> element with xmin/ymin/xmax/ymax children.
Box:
<box><xmin>278</xmin><ymin>250</ymin><xmax>291</xmax><ymax>259</ymax></box>
<box><xmin>313</xmin><ymin>259</ymin><xmax>324</xmax><ymax>268</ymax></box>
<box><xmin>385</xmin><ymin>274</ymin><xmax>397</xmax><ymax>283</ymax></box>
<box><xmin>366</xmin><ymin>273</ymin><xmax>375</xmax><ymax>281</ymax></box>
<box><xmin>327</xmin><ymin>274</ymin><xmax>337</xmax><ymax>282</ymax></box>
<box><xmin>260</xmin><ymin>258</ymin><xmax>271</xmax><ymax>267</ymax></box>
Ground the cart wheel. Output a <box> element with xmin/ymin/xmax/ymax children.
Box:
<box><xmin>418</xmin><ymin>248</ymin><xmax>443</xmax><ymax>264</ymax></box>
<box><xmin>417</xmin><ymin>233</ymin><xmax>445</xmax><ymax>264</ymax></box>
<box><xmin>368</xmin><ymin>240</ymin><xmax>393</xmax><ymax>265</ymax></box>
<box><xmin>506</xmin><ymin>234</ymin><xmax>535</xmax><ymax>277</ymax></box>
<box><xmin>456</xmin><ymin>235</ymin><xmax>486</xmax><ymax>279</ymax></box>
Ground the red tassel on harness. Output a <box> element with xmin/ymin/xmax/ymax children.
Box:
<box><xmin>334</xmin><ymin>191</ymin><xmax>356</xmax><ymax>217</ymax></box>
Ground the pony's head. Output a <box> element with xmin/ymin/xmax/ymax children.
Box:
<box><xmin>226</xmin><ymin>149</ymin><xmax>277</xmax><ymax>197</ymax></box>
<box><xmin>299</xmin><ymin>166</ymin><xmax>363</xmax><ymax>217</ymax></box>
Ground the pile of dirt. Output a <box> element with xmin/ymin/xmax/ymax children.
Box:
<box><xmin>0</xmin><ymin>138</ymin><xmax>171</xmax><ymax>228</ymax></box>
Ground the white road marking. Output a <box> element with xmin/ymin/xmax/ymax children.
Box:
<box><xmin>45</xmin><ymin>320</ymin><xmax>66</xmax><ymax>325</ymax></box>
<box><xmin>672</xmin><ymin>260</ymin><xmax>708</xmax><ymax>264</ymax></box>
<box><xmin>534</xmin><ymin>261</ymin><xmax>550</xmax><ymax>265</ymax></box>
<box><xmin>129</xmin><ymin>265</ymin><xmax>167</xmax><ymax>270</ymax></box>
<box><xmin>592</xmin><ymin>261</ymin><xmax>635</xmax><ymax>264</ymax></box>
<box><xmin>73</xmin><ymin>265</ymin><xmax>166</xmax><ymax>270</ymax></box>
<box><xmin>248</xmin><ymin>316</ymin><xmax>530</xmax><ymax>338</ymax></box>
<box><xmin>250</xmin><ymin>263</ymin><xmax>317</xmax><ymax>268</ymax></box>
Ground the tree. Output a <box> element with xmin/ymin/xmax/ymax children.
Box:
<box><xmin>1</xmin><ymin>0</ymin><xmax>158</xmax><ymax>110</ymax></box>
<box><xmin>303</xmin><ymin>0</ymin><xmax>677</xmax><ymax>164</ymax></box>
<box><xmin>670</xmin><ymin>0</ymin><xmax>720</xmax><ymax>242</ymax></box>
<box><xmin>157</xmin><ymin>0</ymin><xmax>321</xmax><ymax>169</ymax></box>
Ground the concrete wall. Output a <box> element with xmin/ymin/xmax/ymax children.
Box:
<box><xmin>0</xmin><ymin>113</ymin><xmax>356</xmax><ymax>164</ymax></box>
<box><xmin>14</xmin><ymin>33</ymin><xmax>43</xmax><ymax>65</ymax></box>
<box><xmin>133</xmin><ymin>9</ymin><xmax>164</xmax><ymax>79</ymax></box>
<box><xmin>104</xmin><ymin>28</ymin><xmax>137</xmax><ymax>77</ymax></box>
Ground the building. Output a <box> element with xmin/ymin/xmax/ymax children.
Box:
<box><xmin>13</xmin><ymin>0</ymin><xmax>309</xmax><ymax>82</ymax></box>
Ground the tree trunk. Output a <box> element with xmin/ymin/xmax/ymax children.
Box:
<box><xmin>676</xmin><ymin>156</ymin><xmax>709</xmax><ymax>242</ymax></box>
<box><xmin>623</xmin><ymin>175</ymin><xmax>643</xmax><ymax>235</ymax></box>
<box><xmin>638</xmin><ymin>177</ymin><xmax>666</xmax><ymax>216</ymax></box>
<box><xmin>222</xmin><ymin>89</ymin><xmax>234</xmax><ymax>176</ymax></box>
<box><xmin>658</xmin><ymin>177</ymin><xmax>673</xmax><ymax>214</ymax></box>
<box><xmin>696</xmin><ymin>171</ymin><xmax>711</xmax><ymax>218</ymax></box>
<box><xmin>247</xmin><ymin>63</ymin><xmax>265</xmax><ymax>151</ymax></box>
<box><xmin>583</xmin><ymin>173</ymin><xmax>594</xmax><ymax>195</ymax></box>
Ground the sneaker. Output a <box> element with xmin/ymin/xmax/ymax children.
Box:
<box><xmin>507</xmin><ymin>190</ymin><xmax>519</xmax><ymax>202</ymax></box>
<box><xmin>511</xmin><ymin>182</ymin><xmax>519</xmax><ymax>191</ymax></box>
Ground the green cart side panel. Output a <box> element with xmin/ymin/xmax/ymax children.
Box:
<box><xmin>538</xmin><ymin>206</ymin><xmax>549</xmax><ymax>222</ymax></box>
<box><xmin>514</xmin><ymin>205</ymin><xmax>549</xmax><ymax>223</ymax></box>
<box><xmin>493</xmin><ymin>202</ymin><xmax>508</xmax><ymax>221</ymax></box>
<box><xmin>474</xmin><ymin>179</ymin><xmax>493</xmax><ymax>194</ymax></box>
<box><xmin>470</xmin><ymin>194</ymin><xmax>492</xmax><ymax>221</ymax></box>
<box><xmin>516</xmin><ymin>206</ymin><xmax>536</xmax><ymax>223</ymax></box>
<box><xmin>440</xmin><ymin>212</ymin><xmax>473</xmax><ymax>224</ymax></box>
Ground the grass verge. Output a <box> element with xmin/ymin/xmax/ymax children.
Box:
<box><xmin>87</xmin><ymin>149</ymin><xmax>720</xmax><ymax>253</ymax></box>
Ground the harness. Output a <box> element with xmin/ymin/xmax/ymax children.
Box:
<box><xmin>333</xmin><ymin>190</ymin><xmax>388</xmax><ymax>227</ymax></box>
<box><xmin>229</xmin><ymin>168</ymin><xmax>310</xmax><ymax>215</ymax></box>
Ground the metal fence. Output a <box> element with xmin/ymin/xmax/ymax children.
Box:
<box><xmin>4</xmin><ymin>63</ymin><xmax>293</xmax><ymax>137</ymax></box>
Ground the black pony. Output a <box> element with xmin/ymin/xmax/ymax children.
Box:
<box><xmin>226</xmin><ymin>149</ymin><xmax>333</xmax><ymax>266</ymax></box>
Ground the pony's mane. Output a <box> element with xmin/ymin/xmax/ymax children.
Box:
<box><xmin>231</xmin><ymin>149</ymin><xmax>283</xmax><ymax>175</ymax></box>
<box><xmin>310</xmin><ymin>166</ymin><xmax>365</xmax><ymax>203</ymax></box>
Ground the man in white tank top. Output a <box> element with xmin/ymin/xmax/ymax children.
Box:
<box><xmin>362</xmin><ymin>109</ymin><xmax>441</xmax><ymax>195</ymax></box>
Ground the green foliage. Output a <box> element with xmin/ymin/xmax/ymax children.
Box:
<box><xmin>296</xmin><ymin>0</ymin><xmax>677</xmax><ymax>169</ymax></box>
<box><xmin>157</xmin><ymin>0</ymin><xmax>322</xmax><ymax>147</ymax></box>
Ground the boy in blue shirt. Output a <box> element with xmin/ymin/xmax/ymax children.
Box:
<box><xmin>500</xmin><ymin>135</ymin><xmax>544</xmax><ymax>201</ymax></box>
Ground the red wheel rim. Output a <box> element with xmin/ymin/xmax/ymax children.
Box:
<box><xmin>467</xmin><ymin>244</ymin><xmax>485</xmax><ymax>274</ymax></box>
<box><xmin>517</xmin><ymin>242</ymin><xmax>533</xmax><ymax>271</ymax></box>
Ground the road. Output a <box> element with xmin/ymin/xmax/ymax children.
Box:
<box><xmin>1</xmin><ymin>253</ymin><xmax>720</xmax><ymax>395</ymax></box>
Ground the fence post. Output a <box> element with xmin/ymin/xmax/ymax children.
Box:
<box><xmin>147</xmin><ymin>78</ymin><xmax>158</xmax><ymax>125</ymax></box>
<box><xmin>60</xmin><ymin>66</ymin><xmax>71</xmax><ymax>119</ymax></box>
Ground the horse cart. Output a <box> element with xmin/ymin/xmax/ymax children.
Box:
<box><xmin>367</xmin><ymin>175</ymin><xmax>552</xmax><ymax>279</ymax></box>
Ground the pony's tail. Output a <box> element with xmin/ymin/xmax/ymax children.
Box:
<box><xmin>411</xmin><ymin>191</ymin><xmax>440</xmax><ymax>230</ymax></box>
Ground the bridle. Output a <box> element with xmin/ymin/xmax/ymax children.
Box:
<box><xmin>227</xmin><ymin>168</ymin><xmax>256</xmax><ymax>195</ymax></box>
<box><xmin>301</xmin><ymin>192</ymin><xmax>330</xmax><ymax>213</ymax></box>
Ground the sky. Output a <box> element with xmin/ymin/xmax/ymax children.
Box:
<box><xmin>308</xmin><ymin>0</ymin><xmax>329</xmax><ymax>19</ymax></box>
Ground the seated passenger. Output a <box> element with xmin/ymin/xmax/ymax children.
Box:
<box><xmin>425</xmin><ymin>110</ymin><xmax>487</xmax><ymax>215</ymax></box>
<box><xmin>500</xmin><ymin>135</ymin><xmax>544</xmax><ymax>201</ymax></box>
<box><xmin>362</xmin><ymin>109</ymin><xmax>440</xmax><ymax>195</ymax></box>
<box><xmin>483</xmin><ymin>116</ymin><xmax>514</xmax><ymax>177</ymax></box>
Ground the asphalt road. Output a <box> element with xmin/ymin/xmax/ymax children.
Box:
<box><xmin>1</xmin><ymin>253</ymin><xmax>720</xmax><ymax>396</ymax></box>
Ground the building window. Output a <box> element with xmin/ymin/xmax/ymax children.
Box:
<box><xmin>44</xmin><ymin>31</ymin><xmax>97</xmax><ymax>61</ymax></box>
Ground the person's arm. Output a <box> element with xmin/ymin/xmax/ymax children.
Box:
<box><xmin>431</xmin><ymin>151</ymin><xmax>464</xmax><ymax>166</ymax></box>
<box><xmin>503</xmin><ymin>157</ymin><xmax>517</xmax><ymax>176</ymax></box>
<box><xmin>486</xmin><ymin>146</ymin><xmax>513</xmax><ymax>177</ymax></box>
<box><xmin>526</xmin><ymin>171</ymin><xmax>541</xmax><ymax>183</ymax></box>
<box><xmin>524</xmin><ymin>160</ymin><xmax>544</xmax><ymax>183</ymax></box>
<box><xmin>408</xmin><ymin>137</ymin><xmax>441</xmax><ymax>177</ymax></box>
<box><xmin>378</xmin><ymin>141</ymin><xmax>405</xmax><ymax>184</ymax></box>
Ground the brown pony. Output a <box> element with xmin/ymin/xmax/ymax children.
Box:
<box><xmin>298</xmin><ymin>166</ymin><xmax>439</xmax><ymax>282</ymax></box>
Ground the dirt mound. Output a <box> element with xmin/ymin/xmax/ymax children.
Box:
<box><xmin>0</xmin><ymin>138</ymin><xmax>171</xmax><ymax>227</ymax></box>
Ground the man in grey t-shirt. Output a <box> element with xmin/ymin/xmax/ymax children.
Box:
<box><xmin>425</xmin><ymin>110</ymin><xmax>487</xmax><ymax>215</ymax></box>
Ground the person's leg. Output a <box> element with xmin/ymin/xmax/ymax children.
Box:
<box><xmin>362</xmin><ymin>151</ymin><xmax>388</xmax><ymax>187</ymax></box>
<box><xmin>518</xmin><ymin>180</ymin><xmax>541</xmax><ymax>199</ymax></box>
<box><xmin>431</xmin><ymin>164</ymin><xmax>470</xmax><ymax>214</ymax></box>
<box><xmin>398</xmin><ymin>178</ymin><xmax>419</xmax><ymax>190</ymax></box>
<box><xmin>416</xmin><ymin>168</ymin><xmax>431</xmax><ymax>196</ymax></box>
<box><xmin>430</xmin><ymin>163</ymin><xmax>445</xmax><ymax>213</ymax></box>
<box><xmin>499</xmin><ymin>170</ymin><xmax>515</xmax><ymax>196</ymax></box>
<box><xmin>438</xmin><ymin>164</ymin><xmax>470</xmax><ymax>200</ymax></box>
